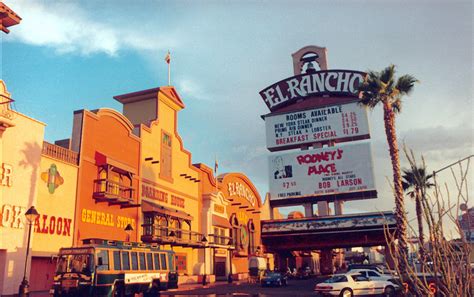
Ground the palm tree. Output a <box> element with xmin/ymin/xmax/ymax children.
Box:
<box><xmin>358</xmin><ymin>64</ymin><xmax>418</xmax><ymax>274</ymax></box>
<box><xmin>402</xmin><ymin>165</ymin><xmax>434</xmax><ymax>258</ymax></box>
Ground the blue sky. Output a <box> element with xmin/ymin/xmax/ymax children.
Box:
<box><xmin>1</xmin><ymin>0</ymin><xmax>472</xmax><ymax>219</ymax></box>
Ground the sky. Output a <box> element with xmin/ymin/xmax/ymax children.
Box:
<box><xmin>1</xmin><ymin>0</ymin><xmax>472</xmax><ymax>227</ymax></box>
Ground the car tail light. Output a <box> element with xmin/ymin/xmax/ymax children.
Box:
<box><xmin>315</xmin><ymin>285</ymin><xmax>333</xmax><ymax>290</ymax></box>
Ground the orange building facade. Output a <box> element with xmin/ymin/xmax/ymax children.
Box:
<box><xmin>197</xmin><ymin>164</ymin><xmax>264</xmax><ymax>280</ymax></box>
<box><xmin>0</xmin><ymin>82</ymin><xmax>266</xmax><ymax>294</ymax></box>
<box><xmin>71</xmin><ymin>108</ymin><xmax>141</xmax><ymax>244</ymax></box>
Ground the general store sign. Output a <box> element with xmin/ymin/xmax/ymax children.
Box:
<box><xmin>260</xmin><ymin>70</ymin><xmax>365</xmax><ymax>111</ymax></box>
<box><xmin>268</xmin><ymin>142</ymin><xmax>375</xmax><ymax>200</ymax></box>
<box><xmin>264</xmin><ymin>102</ymin><xmax>370</xmax><ymax>151</ymax></box>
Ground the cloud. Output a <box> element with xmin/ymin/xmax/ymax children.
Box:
<box><xmin>176</xmin><ymin>78</ymin><xmax>211</xmax><ymax>101</ymax></box>
<box><xmin>5</xmin><ymin>0</ymin><xmax>175</xmax><ymax>56</ymax></box>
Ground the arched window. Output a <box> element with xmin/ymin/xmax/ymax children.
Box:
<box><xmin>248</xmin><ymin>220</ymin><xmax>255</xmax><ymax>254</ymax></box>
<box><xmin>229</xmin><ymin>214</ymin><xmax>240</xmax><ymax>249</ymax></box>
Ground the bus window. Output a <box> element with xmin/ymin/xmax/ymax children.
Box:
<box><xmin>113</xmin><ymin>251</ymin><xmax>121</xmax><ymax>270</ymax></box>
<box><xmin>139</xmin><ymin>252</ymin><xmax>146</xmax><ymax>270</ymax></box>
<box><xmin>122</xmin><ymin>251</ymin><xmax>130</xmax><ymax>270</ymax></box>
<box><xmin>97</xmin><ymin>250</ymin><xmax>109</xmax><ymax>271</ymax></box>
<box><xmin>146</xmin><ymin>253</ymin><xmax>153</xmax><ymax>270</ymax></box>
<box><xmin>131</xmin><ymin>252</ymin><xmax>138</xmax><ymax>270</ymax></box>
<box><xmin>160</xmin><ymin>253</ymin><xmax>167</xmax><ymax>270</ymax></box>
<box><xmin>153</xmin><ymin>253</ymin><xmax>161</xmax><ymax>270</ymax></box>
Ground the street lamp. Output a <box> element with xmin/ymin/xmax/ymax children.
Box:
<box><xmin>201</xmin><ymin>236</ymin><xmax>208</xmax><ymax>286</ymax></box>
<box><xmin>227</xmin><ymin>239</ymin><xmax>234</xmax><ymax>283</ymax></box>
<box><xmin>19</xmin><ymin>206</ymin><xmax>40</xmax><ymax>297</ymax></box>
<box><xmin>125</xmin><ymin>224</ymin><xmax>134</xmax><ymax>242</ymax></box>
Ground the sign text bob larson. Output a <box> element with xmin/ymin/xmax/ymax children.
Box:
<box><xmin>260</xmin><ymin>70</ymin><xmax>366</xmax><ymax>111</ymax></box>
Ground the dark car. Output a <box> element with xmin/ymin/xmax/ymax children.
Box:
<box><xmin>260</xmin><ymin>271</ymin><xmax>288</xmax><ymax>287</ymax></box>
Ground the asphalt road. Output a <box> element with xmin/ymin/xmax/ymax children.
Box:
<box><xmin>161</xmin><ymin>277</ymin><xmax>323</xmax><ymax>297</ymax></box>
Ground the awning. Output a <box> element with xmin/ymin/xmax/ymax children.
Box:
<box><xmin>212</xmin><ymin>214</ymin><xmax>231</xmax><ymax>228</ymax></box>
<box><xmin>142</xmin><ymin>200</ymin><xmax>193</xmax><ymax>221</ymax></box>
<box><xmin>95</xmin><ymin>151</ymin><xmax>138</xmax><ymax>175</ymax></box>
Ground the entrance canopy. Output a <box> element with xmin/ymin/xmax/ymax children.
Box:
<box><xmin>261</xmin><ymin>212</ymin><xmax>396</xmax><ymax>251</ymax></box>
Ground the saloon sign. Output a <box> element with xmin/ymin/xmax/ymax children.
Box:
<box><xmin>265</xmin><ymin>102</ymin><xmax>370</xmax><ymax>151</ymax></box>
<box><xmin>260</xmin><ymin>70</ymin><xmax>365</xmax><ymax>111</ymax></box>
<box><xmin>269</xmin><ymin>142</ymin><xmax>375</xmax><ymax>200</ymax></box>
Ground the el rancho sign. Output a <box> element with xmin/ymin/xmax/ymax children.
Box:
<box><xmin>260</xmin><ymin>70</ymin><xmax>366</xmax><ymax>111</ymax></box>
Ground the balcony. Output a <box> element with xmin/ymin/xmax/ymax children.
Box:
<box><xmin>93</xmin><ymin>179</ymin><xmax>139</xmax><ymax>208</ymax></box>
<box><xmin>141</xmin><ymin>225</ymin><xmax>206</xmax><ymax>248</ymax></box>
<box><xmin>208</xmin><ymin>234</ymin><xmax>232</xmax><ymax>247</ymax></box>
<box><xmin>42</xmin><ymin>141</ymin><xmax>79</xmax><ymax>165</ymax></box>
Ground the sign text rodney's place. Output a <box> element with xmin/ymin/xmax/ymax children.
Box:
<box><xmin>260</xmin><ymin>70</ymin><xmax>365</xmax><ymax>111</ymax></box>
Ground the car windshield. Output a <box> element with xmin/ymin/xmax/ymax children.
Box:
<box><xmin>324</xmin><ymin>275</ymin><xmax>348</xmax><ymax>283</ymax></box>
<box><xmin>56</xmin><ymin>254</ymin><xmax>93</xmax><ymax>274</ymax></box>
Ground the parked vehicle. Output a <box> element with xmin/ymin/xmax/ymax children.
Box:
<box><xmin>349</xmin><ymin>269</ymin><xmax>399</xmax><ymax>283</ymax></box>
<box><xmin>314</xmin><ymin>273</ymin><xmax>399</xmax><ymax>296</ymax></box>
<box><xmin>50</xmin><ymin>238</ymin><xmax>177</xmax><ymax>297</ymax></box>
<box><xmin>347</xmin><ymin>264</ymin><xmax>384</xmax><ymax>274</ymax></box>
<box><xmin>249</xmin><ymin>256</ymin><xmax>267</xmax><ymax>280</ymax></box>
<box><xmin>297</xmin><ymin>266</ymin><xmax>312</xmax><ymax>279</ymax></box>
<box><xmin>261</xmin><ymin>271</ymin><xmax>288</xmax><ymax>287</ymax></box>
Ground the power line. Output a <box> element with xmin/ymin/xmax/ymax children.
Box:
<box><xmin>432</xmin><ymin>155</ymin><xmax>474</xmax><ymax>177</ymax></box>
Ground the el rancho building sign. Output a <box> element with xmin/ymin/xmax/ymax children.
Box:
<box><xmin>260</xmin><ymin>70</ymin><xmax>365</xmax><ymax>111</ymax></box>
<box><xmin>261</xmin><ymin>45</ymin><xmax>377</xmax><ymax>205</ymax></box>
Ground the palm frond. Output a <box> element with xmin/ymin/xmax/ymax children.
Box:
<box><xmin>380</xmin><ymin>64</ymin><xmax>396</xmax><ymax>84</ymax></box>
<box><xmin>396</xmin><ymin>75</ymin><xmax>419</xmax><ymax>95</ymax></box>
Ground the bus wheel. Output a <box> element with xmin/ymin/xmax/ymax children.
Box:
<box><xmin>145</xmin><ymin>281</ymin><xmax>160</xmax><ymax>297</ymax></box>
<box><xmin>112</xmin><ymin>283</ymin><xmax>125</xmax><ymax>297</ymax></box>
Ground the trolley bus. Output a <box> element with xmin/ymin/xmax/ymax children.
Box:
<box><xmin>50</xmin><ymin>238</ymin><xmax>178</xmax><ymax>297</ymax></box>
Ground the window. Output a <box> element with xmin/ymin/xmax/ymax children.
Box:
<box><xmin>367</xmin><ymin>271</ymin><xmax>379</xmax><ymax>277</ymax></box>
<box><xmin>131</xmin><ymin>252</ymin><xmax>138</xmax><ymax>270</ymax></box>
<box><xmin>139</xmin><ymin>252</ymin><xmax>146</xmax><ymax>270</ymax></box>
<box><xmin>154</xmin><ymin>253</ymin><xmax>161</xmax><ymax>270</ymax></box>
<box><xmin>160</xmin><ymin>253</ymin><xmax>167</xmax><ymax>270</ymax></box>
<box><xmin>113</xmin><ymin>251</ymin><xmax>121</xmax><ymax>270</ymax></box>
<box><xmin>160</xmin><ymin>131</ymin><xmax>172</xmax><ymax>180</ymax></box>
<box><xmin>122</xmin><ymin>251</ymin><xmax>130</xmax><ymax>270</ymax></box>
<box><xmin>175</xmin><ymin>254</ymin><xmax>186</xmax><ymax>273</ymax></box>
<box><xmin>146</xmin><ymin>253</ymin><xmax>153</xmax><ymax>270</ymax></box>
<box><xmin>96</xmin><ymin>250</ymin><xmax>109</xmax><ymax>271</ymax></box>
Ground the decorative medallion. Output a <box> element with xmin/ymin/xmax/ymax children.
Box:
<box><xmin>41</xmin><ymin>164</ymin><xmax>64</xmax><ymax>194</ymax></box>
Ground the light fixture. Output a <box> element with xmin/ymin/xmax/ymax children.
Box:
<box><xmin>19</xmin><ymin>206</ymin><xmax>40</xmax><ymax>297</ymax></box>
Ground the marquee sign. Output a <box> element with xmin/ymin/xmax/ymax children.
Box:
<box><xmin>268</xmin><ymin>142</ymin><xmax>376</xmax><ymax>200</ymax></box>
<box><xmin>260</xmin><ymin>70</ymin><xmax>365</xmax><ymax>111</ymax></box>
<box><xmin>262</xmin><ymin>212</ymin><xmax>396</xmax><ymax>233</ymax></box>
<box><xmin>264</xmin><ymin>102</ymin><xmax>370</xmax><ymax>151</ymax></box>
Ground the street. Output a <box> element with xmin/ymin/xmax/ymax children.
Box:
<box><xmin>162</xmin><ymin>278</ymin><xmax>319</xmax><ymax>297</ymax></box>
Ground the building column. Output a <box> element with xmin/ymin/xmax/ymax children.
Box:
<box><xmin>334</xmin><ymin>200</ymin><xmax>343</xmax><ymax>215</ymax></box>
<box><xmin>303</xmin><ymin>203</ymin><xmax>313</xmax><ymax>217</ymax></box>
<box><xmin>317</xmin><ymin>201</ymin><xmax>329</xmax><ymax>216</ymax></box>
<box><xmin>320</xmin><ymin>249</ymin><xmax>334</xmax><ymax>275</ymax></box>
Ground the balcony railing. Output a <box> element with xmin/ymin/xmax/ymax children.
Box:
<box><xmin>42</xmin><ymin>141</ymin><xmax>79</xmax><ymax>165</ymax></box>
<box><xmin>141</xmin><ymin>225</ymin><xmax>207</xmax><ymax>248</ymax></box>
<box><xmin>93</xmin><ymin>179</ymin><xmax>135</xmax><ymax>204</ymax></box>
<box><xmin>208</xmin><ymin>234</ymin><xmax>232</xmax><ymax>247</ymax></box>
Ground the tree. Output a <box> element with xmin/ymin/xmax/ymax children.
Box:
<box><xmin>401</xmin><ymin>164</ymin><xmax>434</xmax><ymax>258</ymax></box>
<box><xmin>358</xmin><ymin>64</ymin><xmax>418</xmax><ymax>275</ymax></box>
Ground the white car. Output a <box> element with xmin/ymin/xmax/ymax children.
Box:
<box><xmin>349</xmin><ymin>269</ymin><xmax>399</xmax><ymax>282</ymax></box>
<box><xmin>314</xmin><ymin>273</ymin><xmax>399</xmax><ymax>296</ymax></box>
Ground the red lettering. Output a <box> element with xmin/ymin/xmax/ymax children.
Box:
<box><xmin>49</xmin><ymin>216</ymin><xmax>56</xmax><ymax>234</ymax></box>
<box><xmin>56</xmin><ymin>217</ymin><xmax>63</xmax><ymax>235</ymax></box>
<box><xmin>42</xmin><ymin>214</ymin><xmax>48</xmax><ymax>233</ymax></box>
<box><xmin>63</xmin><ymin>218</ymin><xmax>71</xmax><ymax>236</ymax></box>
